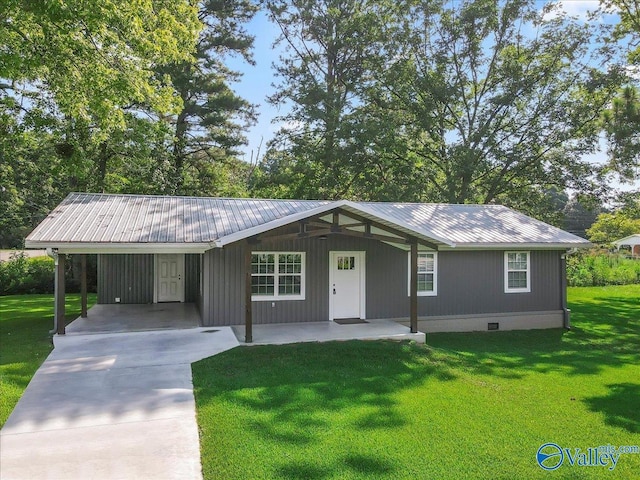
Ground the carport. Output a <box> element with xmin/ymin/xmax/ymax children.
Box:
<box><xmin>65</xmin><ymin>303</ymin><xmax>201</xmax><ymax>334</ymax></box>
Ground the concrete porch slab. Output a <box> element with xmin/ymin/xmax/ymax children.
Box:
<box><xmin>231</xmin><ymin>318</ymin><xmax>426</xmax><ymax>345</ymax></box>
<box><xmin>65</xmin><ymin>303</ymin><xmax>201</xmax><ymax>334</ymax></box>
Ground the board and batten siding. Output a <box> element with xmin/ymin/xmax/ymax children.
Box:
<box><xmin>97</xmin><ymin>253</ymin><xmax>200</xmax><ymax>304</ymax></box>
<box><xmin>200</xmin><ymin>233</ymin><xmax>564</xmax><ymax>327</ymax></box>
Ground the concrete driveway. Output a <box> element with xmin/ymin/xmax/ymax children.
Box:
<box><xmin>0</xmin><ymin>327</ymin><xmax>239</xmax><ymax>480</ymax></box>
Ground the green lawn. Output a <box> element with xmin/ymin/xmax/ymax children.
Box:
<box><xmin>0</xmin><ymin>293</ymin><xmax>96</xmax><ymax>426</ymax></box>
<box><xmin>193</xmin><ymin>286</ymin><xmax>640</xmax><ymax>479</ymax></box>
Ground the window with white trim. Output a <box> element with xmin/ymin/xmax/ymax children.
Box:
<box><xmin>504</xmin><ymin>251</ymin><xmax>530</xmax><ymax>293</ymax></box>
<box><xmin>407</xmin><ymin>251</ymin><xmax>437</xmax><ymax>296</ymax></box>
<box><xmin>251</xmin><ymin>252</ymin><xmax>305</xmax><ymax>300</ymax></box>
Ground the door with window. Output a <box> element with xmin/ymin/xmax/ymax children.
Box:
<box><xmin>156</xmin><ymin>254</ymin><xmax>184</xmax><ymax>302</ymax></box>
<box><xmin>329</xmin><ymin>251</ymin><xmax>365</xmax><ymax>320</ymax></box>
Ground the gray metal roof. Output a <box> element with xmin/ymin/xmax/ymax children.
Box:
<box><xmin>360</xmin><ymin>202</ymin><xmax>587</xmax><ymax>247</ymax></box>
<box><xmin>25</xmin><ymin>193</ymin><xmax>590</xmax><ymax>250</ymax></box>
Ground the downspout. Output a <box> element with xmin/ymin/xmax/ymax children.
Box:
<box><xmin>47</xmin><ymin>248</ymin><xmax>59</xmax><ymax>335</ymax></box>
<box><xmin>560</xmin><ymin>249</ymin><xmax>576</xmax><ymax>330</ymax></box>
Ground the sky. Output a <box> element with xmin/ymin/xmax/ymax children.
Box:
<box><xmin>226</xmin><ymin>1</ymin><xmax>638</xmax><ymax>192</ymax></box>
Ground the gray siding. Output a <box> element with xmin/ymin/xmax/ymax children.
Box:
<box><xmin>97</xmin><ymin>254</ymin><xmax>154</xmax><ymax>304</ymax></box>
<box><xmin>368</xmin><ymin>249</ymin><xmax>562</xmax><ymax>318</ymax></box>
<box><xmin>185</xmin><ymin>254</ymin><xmax>200</xmax><ymax>303</ymax></box>
<box><xmin>200</xmin><ymin>232</ymin><xmax>565</xmax><ymax>326</ymax></box>
<box><xmin>98</xmin><ymin>253</ymin><xmax>201</xmax><ymax>305</ymax></box>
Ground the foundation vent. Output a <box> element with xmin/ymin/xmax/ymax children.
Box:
<box><xmin>488</xmin><ymin>322</ymin><xmax>499</xmax><ymax>331</ymax></box>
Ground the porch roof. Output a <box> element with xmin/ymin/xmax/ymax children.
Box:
<box><xmin>25</xmin><ymin>193</ymin><xmax>591</xmax><ymax>253</ymax></box>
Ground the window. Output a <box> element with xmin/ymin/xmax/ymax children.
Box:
<box><xmin>407</xmin><ymin>252</ymin><xmax>437</xmax><ymax>296</ymax></box>
<box><xmin>251</xmin><ymin>252</ymin><xmax>305</xmax><ymax>300</ymax></box>
<box><xmin>337</xmin><ymin>256</ymin><xmax>355</xmax><ymax>270</ymax></box>
<box><xmin>505</xmin><ymin>251</ymin><xmax>530</xmax><ymax>293</ymax></box>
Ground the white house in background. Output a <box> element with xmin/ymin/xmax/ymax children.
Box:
<box><xmin>613</xmin><ymin>234</ymin><xmax>640</xmax><ymax>257</ymax></box>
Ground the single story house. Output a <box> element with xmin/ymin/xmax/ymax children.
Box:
<box><xmin>25</xmin><ymin>193</ymin><xmax>591</xmax><ymax>341</ymax></box>
<box><xmin>612</xmin><ymin>234</ymin><xmax>640</xmax><ymax>256</ymax></box>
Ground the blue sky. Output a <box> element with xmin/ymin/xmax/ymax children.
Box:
<box><xmin>227</xmin><ymin>1</ymin><xmax>637</xmax><ymax>192</ymax></box>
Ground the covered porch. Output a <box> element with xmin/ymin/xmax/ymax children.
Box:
<box><xmin>65</xmin><ymin>303</ymin><xmax>201</xmax><ymax>335</ymax></box>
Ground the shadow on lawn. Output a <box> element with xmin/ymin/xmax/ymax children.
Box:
<box><xmin>276</xmin><ymin>454</ymin><xmax>395</xmax><ymax>480</ymax></box>
<box><xmin>193</xmin><ymin>341</ymin><xmax>451</xmax><ymax>478</ymax></box>
<box><xmin>427</xmin><ymin>294</ymin><xmax>639</xmax><ymax>379</ymax></box>
<box><xmin>584</xmin><ymin>383</ymin><xmax>640</xmax><ymax>433</ymax></box>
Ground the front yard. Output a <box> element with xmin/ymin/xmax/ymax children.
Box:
<box><xmin>1</xmin><ymin>287</ymin><xmax>638</xmax><ymax>478</ymax></box>
<box><xmin>193</xmin><ymin>286</ymin><xmax>640</xmax><ymax>479</ymax></box>
<box><xmin>0</xmin><ymin>294</ymin><xmax>96</xmax><ymax>426</ymax></box>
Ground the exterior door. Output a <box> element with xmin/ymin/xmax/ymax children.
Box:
<box><xmin>156</xmin><ymin>254</ymin><xmax>184</xmax><ymax>302</ymax></box>
<box><xmin>329</xmin><ymin>251</ymin><xmax>365</xmax><ymax>320</ymax></box>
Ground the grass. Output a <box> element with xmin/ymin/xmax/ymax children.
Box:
<box><xmin>193</xmin><ymin>285</ymin><xmax>640</xmax><ymax>479</ymax></box>
<box><xmin>0</xmin><ymin>293</ymin><xmax>96</xmax><ymax>426</ymax></box>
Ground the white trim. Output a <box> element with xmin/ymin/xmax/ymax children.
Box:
<box><xmin>504</xmin><ymin>251</ymin><xmax>531</xmax><ymax>293</ymax></box>
<box><xmin>407</xmin><ymin>251</ymin><xmax>438</xmax><ymax>296</ymax></box>
<box><xmin>154</xmin><ymin>253</ymin><xmax>185</xmax><ymax>303</ymax></box>
<box><xmin>329</xmin><ymin>251</ymin><xmax>366</xmax><ymax>320</ymax></box>
<box><xmin>250</xmin><ymin>252</ymin><xmax>306</xmax><ymax>301</ymax></box>
<box><xmin>27</xmin><ymin>242</ymin><xmax>213</xmax><ymax>254</ymax></box>
<box><xmin>439</xmin><ymin>242</ymin><xmax>590</xmax><ymax>251</ymax></box>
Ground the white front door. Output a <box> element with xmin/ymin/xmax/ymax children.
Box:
<box><xmin>156</xmin><ymin>254</ymin><xmax>184</xmax><ymax>302</ymax></box>
<box><xmin>329</xmin><ymin>251</ymin><xmax>365</xmax><ymax>320</ymax></box>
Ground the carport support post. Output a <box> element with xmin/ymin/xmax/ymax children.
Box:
<box><xmin>80</xmin><ymin>254</ymin><xmax>87</xmax><ymax>318</ymax></box>
<box><xmin>55</xmin><ymin>253</ymin><xmax>66</xmax><ymax>335</ymax></box>
<box><xmin>409</xmin><ymin>240</ymin><xmax>418</xmax><ymax>334</ymax></box>
<box><xmin>244</xmin><ymin>241</ymin><xmax>253</xmax><ymax>343</ymax></box>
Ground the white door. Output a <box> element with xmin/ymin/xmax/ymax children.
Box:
<box><xmin>330</xmin><ymin>251</ymin><xmax>365</xmax><ymax>319</ymax></box>
<box><xmin>156</xmin><ymin>254</ymin><xmax>184</xmax><ymax>302</ymax></box>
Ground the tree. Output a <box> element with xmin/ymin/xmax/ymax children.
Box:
<box><xmin>604</xmin><ymin>86</ymin><xmax>640</xmax><ymax>181</ymax></box>
<box><xmin>586</xmin><ymin>210</ymin><xmax>640</xmax><ymax>244</ymax></box>
<box><xmin>600</xmin><ymin>1</ymin><xmax>640</xmax><ymax>181</ymax></box>
<box><xmin>364</xmin><ymin>0</ymin><xmax>620</xmax><ymax>212</ymax></box>
<box><xmin>0</xmin><ymin>0</ymin><xmax>201</xmax><ymax>130</ymax></box>
<box><xmin>259</xmin><ymin>0</ymin><xmax>396</xmax><ymax>199</ymax></box>
<box><xmin>159</xmin><ymin>0</ymin><xmax>258</xmax><ymax>194</ymax></box>
<box><xmin>562</xmin><ymin>195</ymin><xmax>603</xmax><ymax>239</ymax></box>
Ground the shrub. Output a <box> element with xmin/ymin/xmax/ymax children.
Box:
<box><xmin>567</xmin><ymin>251</ymin><xmax>640</xmax><ymax>287</ymax></box>
<box><xmin>0</xmin><ymin>253</ymin><xmax>97</xmax><ymax>295</ymax></box>
<box><xmin>0</xmin><ymin>254</ymin><xmax>54</xmax><ymax>295</ymax></box>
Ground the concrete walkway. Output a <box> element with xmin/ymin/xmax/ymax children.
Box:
<box><xmin>0</xmin><ymin>327</ymin><xmax>239</xmax><ymax>480</ymax></box>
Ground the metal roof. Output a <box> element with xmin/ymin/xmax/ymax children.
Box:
<box><xmin>25</xmin><ymin>193</ymin><xmax>591</xmax><ymax>251</ymax></box>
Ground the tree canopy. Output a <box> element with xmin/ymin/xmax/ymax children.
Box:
<box><xmin>0</xmin><ymin>0</ymin><xmax>638</xmax><ymax>247</ymax></box>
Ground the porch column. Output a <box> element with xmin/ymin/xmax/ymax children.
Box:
<box><xmin>409</xmin><ymin>240</ymin><xmax>418</xmax><ymax>334</ymax></box>
<box><xmin>80</xmin><ymin>254</ymin><xmax>88</xmax><ymax>318</ymax></box>
<box><xmin>244</xmin><ymin>240</ymin><xmax>253</xmax><ymax>343</ymax></box>
<box><xmin>55</xmin><ymin>253</ymin><xmax>66</xmax><ymax>335</ymax></box>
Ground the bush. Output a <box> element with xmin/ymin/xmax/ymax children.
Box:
<box><xmin>0</xmin><ymin>254</ymin><xmax>54</xmax><ymax>295</ymax></box>
<box><xmin>567</xmin><ymin>251</ymin><xmax>640</xmax><ymax>287</ymax></box>
<box><xmin>0</xmin><ymin>253</ymin><xmax>97</xmax><ymax>295</ymax></box>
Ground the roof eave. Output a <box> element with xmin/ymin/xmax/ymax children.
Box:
<box><xmin>438</xmin><ymin>242</ymin><xmax>592</xmax><ymax>251</ymax></box>
<box><xmin>24</xmin><ymin>241</ymin><xmax>213</xmax><ymax>254</ymax></box>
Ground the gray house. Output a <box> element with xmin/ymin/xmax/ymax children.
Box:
<box><xmin>26</xmin><ymin>193</ymin><xmax>590</xmax><ymax>341</ymax></box>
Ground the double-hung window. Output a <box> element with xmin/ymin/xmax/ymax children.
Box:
<box><xmin>504</xmin><ymin>251</ymin><xmax>530</xmax><ymax>293</ymax></box>
<box><xmin>251</xmin><ymin>252</ymin><xmax>305</xmax><ymax>300</ymax></box>
<box><xmin>407</xmin><ymin>251</ymin><xmax>437</xmax><ymax>296</ymax></box>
